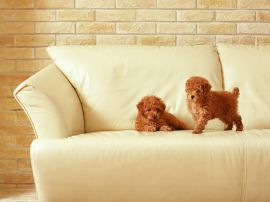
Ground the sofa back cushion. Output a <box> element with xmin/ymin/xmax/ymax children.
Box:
<box><xmin>47</xmin><ymin>46</ymin><xmax>223</xmax><ymax>132</ymax></box>
<box><xmin>217</xmin><ymin>44</ymin><xmax>270</xmax><ymax>129</ymax></box>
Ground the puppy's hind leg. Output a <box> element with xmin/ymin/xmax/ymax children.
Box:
<box><xmin>233</xmin><ymin>114</ymin><xmax>243</xmax><ymax>131</ymax></box>
<box><xmin>220</xmin><ymin>118</ymin><xmax>233</xmax><ymax>131</ymax></box>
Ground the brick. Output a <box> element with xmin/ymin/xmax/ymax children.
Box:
<box><xmin>17</xmin><ymin>111</ymin><xmax>28</xmax><ymax>121</ymax></box>
<box><xmin>0</xmin><ymin>160</ymin><xmax>17</xmax><ymax>169</ymax></box>
<box><xmin>15</xmin><ymin>35</ymin><xmax>55</xmax><ymax>47</ymax></box>
<box><xmin>238</xmin><ymin>23</ymin><xmax>270</xmax><ymax>34</ymax></box>
<box><xmin>0</xmin><ymin>98</ymin><xmax>21</xmax><ymax>110</ymax></box>
<box><xmin>216</xmin><ymin>10</ymin><xmax>255</xmax><ymax>21</ymax></box>
<box><xmin>15</xmin><ymin>136</ymin><xmax>34</xmax><ymax>146</ymax></box>
<box><xmin>76</xmin><ymin>0</ymin><xmax>115</xmax><ymax>8</ymax></box>
<box><xmin>36</xmin><ymin>22</ymin><xmax>75</xmax><ymax>34</ymax></box>
<box><xmin>56</xmin><ymin>35</ymin><xmax>96</xmax><ymax>45</ymax></box>
<box><xmin>198</xmin><ymin>23</ymin><xmax>237</xmax><ymax>34</ymax></box>
<box><xmin>0</xmin><ymin>136</ymin><xmax>33</xmax><ymax>146</ymax></box>
<box><xmin>0</xmin><ymin>147</ymin><xmax>30</xmax><ymax>159</ymax></box>
<box><xmin>0</xmin><ymin>121</ymin><xmax>34</xmax><ymax>136</ymax></box>
<box><xmin>0</xmin><ymin>74</ymin><xmax>31</xmax><ymax>86</ymax></box>
<box><xmin>238</xmin><ymin>0</ymin><xmax>270</xmax><ymax>9</ymax></box>
<box><xmin>157</xmin><ymin>23</ymin><xmax>196</xmax><ymax>34</ymax></box>
<box><xmin>0</xmin><ymin>112</ymin><xmax>17</xmax><ymax>121</ymax></box>
<box><xmin>0</xmin><ymin>0</ymin><xmax>33</xmax><ymax>8</ymax></box>
<box><xmin>0</xmin><ymin>86</ymin><xmax>14</xmax><ymax>97</ymax></box>
<box><xmin>0</xmin><ymin>172</ymin><xmax>34</xmax><ymax>184</ymax></box>
<box><xmin>178</xmin><ymin>10</ymin><xmax>214</xmax><ymax>21</ymax></box>
<box><xmin>16</xmin><ymin>10</ymin><xmax>55</xmax><ymax>21</ymax></box>
<box><xmin>35</xmin><ymin>0</ymin><xmax>74</xmax><ymax>8</ymax></box>
<box><xmin>137</xmin><ymin>35</ymin><xmax>176</xmax><ymax>46</ymax></box>
<box><xmin>0</xmin><ymin>184</ymin><xmax>17</xmax><ymax>188</ymax></box>
<box><xmin>0</xmin><ymin>60</ymin><xmax>16</xmax><ymax>72</ymax></box>
<box><xmin>0</xmin><ymin>11</ymin><xmax>15</xmax><ymax>21</ymax></box>
<box><xmin>257</xmin><ymin>11</ymin><xmax>270</xmax><ymax>22</ymax></box>
<box><xmin>17</xmin><ymin>184</ymin><xmax>35</xmax><ymax>188</ymax></box>
<box><xmin>198</xmin><ymin>0</ymin><xmax>236</xmax><ymax>8</ymax></box>
<box><xmin>97</xmin><ymin>35</ymin><xmax>135</xmax><ymax>45</ymax></box>
<box><xmin>0</xmin><ymin>48</ymin><xmax>34</xmax><ymax>59</ymax></box>
<box><xmin>0</xmin><ymin>10</ymin><xmax>55</xmax><ymax>21</ymax></box>
<box><xmin>216</xmin><ymin>35</ymin><xmax>255</xmax><ymax>44</ymax></box>
<box><xmin>117</xmin><ymin>0</ymin><xmax>155</xmax><ymax>8</ymax></box>
<box><xmin>0</xmin><ymin>35</ymin><xmax>14</xmax><ymax>46</ymax></box>
<box><xmin>0</xmin><ymin>61</ymin><xmax>15</xmax><ymax>72</ymax></box>
<box><xmin>117</xmin><ymin>22</ymin><xmax>155</xmax><ymax>33</ymax></box>
<box><xmin>35</xmin><ymin>48</ymin><xmax>50</xmax><ymax>59</ymax></box>
<box><xmin>0</xmin><ymin>23</ymin><xmax>34</xmax><ymax>34</ymax></box>
<box><xmin>16</xmin><ymin>60</ymin><xmax>52</xmax><ymax>72</ymax></box>
<box><xmin>77</xmin><ymin>22</ymin><xmax>115</xmax><ymax>34</ymax></box>
<box><xmin>18</xmin><ymin>159</ymin><xmax>32</xmax><ymax>169</ymax></box>
<box><xmin>257</xmin><ymin>36</ymin><xmax>270</xmax><ymax>45</ymax></box>
<box><xmin>96</xmin><ymin>10</ymin><xmax>135</xmax><ymax>21</ymax></box>
<box><xmin>177</xmin><ymin>35</ymin><xmax>215</xmax><ymax>45</ymax></box>
<box><xmin>57</xmin><ymin>10</ymin><xmax>94</xmax><ymax>21</ymax></box>
<box><xmin>157</xmin><ymin>0</ymin><xmax>196</xmax><ymax>8</ymax></box>
<box><xmin>136</xmin><ymin>10</ymin><xmax>176</xmax><ymax>21</ymax></box>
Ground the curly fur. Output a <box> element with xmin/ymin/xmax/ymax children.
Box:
<box><xmin>135</xmin><ymin>96</ymin><xmax>187</xmax><ymax>132</ymax></box>
<box><xmin>185</xmin><ymin>76</ymin><xmax>243</xmax><ymax>134</ymax></box>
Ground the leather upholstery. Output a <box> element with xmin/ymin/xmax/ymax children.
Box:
<box><xmin>47</xmin><ymin>45</ymin><xmax>223</xmax><ymax>131</ymax></box>
<box><xmin>217</xmin><ymin>44</ymin><xmax>270</xmax><ymax>129</ymax></box>
<box><xmin>14</xmin><ymin>64</ymin><xmax>84</xmax><ymax>139</ymax></box>
<box><xmin>31</xmin><ymin>129</ymin><xmax>270</xmax><ymax>202</ymax></box>
<box><xmin>13</xmin><ymin>45</ymin><xmax>270</xmax><ymax>202</ymax></box>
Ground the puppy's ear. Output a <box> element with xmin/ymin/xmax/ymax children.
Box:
<box><xmin>202</xmin><ymin>83</ymin><xmax>211</xmax><ymax>93</ymax></box>
<box><xmin>160</xmin><ymin>100</ymin><xmax>166</xmax><ymax>111</ymax></box>
<box><xmin>136</xmin><ymin>101</ymin><xmax>144</xmax><ymax>112</ymax></box>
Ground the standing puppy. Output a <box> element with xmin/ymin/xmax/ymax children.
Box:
<box><xmin>185</xmin><ymin>76</ymin><xmax>243</xmax><ymax>134</ymax></box>
<box><xmin>135</xmin><ymin>96</ymin><xmax>186</xmax><ymax>132</ymax></box>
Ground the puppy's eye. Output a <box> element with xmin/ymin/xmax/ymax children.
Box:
<box><xmin>196</xmin><ymin>90</ymin><xmax>200</xmax><ymax>93</ymax></box>
<box><xmin>157</xmin><ymin>108</ymin><xmax>161</xmax><ymax>112</ymax></box>
<box><xmin>146</xmin><ymin>109</ymin><xmax>151</xmax><ymax>112</ymax></box>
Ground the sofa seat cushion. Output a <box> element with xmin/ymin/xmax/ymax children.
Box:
<box><xmin>31</xmin><ymin>129</ymin><xmax>270</xmax><ymax>202</ymax></box>
<box><xmin>217</xmin><ymin>44</ymin><xmax>270</xmax><ymax>129</ymax></box>
<box><xmin>47</xmin><ymin>45</ymin><xmax>223</xmax><ymax>132</ymax></box>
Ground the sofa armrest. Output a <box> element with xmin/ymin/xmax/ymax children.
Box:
<box><xmin>14</xmin><ymin>64</ymin><xmax>84</xmax><ymax>139</ymax></box>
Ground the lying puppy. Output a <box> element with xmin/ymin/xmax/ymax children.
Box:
<box><xmin>135</xmin><ymin>95</ymin><xmax>186</xmax><ymax>132</ymax></box>
<box><xmin>185</xmin><ymin>76</ymin><xmax>243</xmax><ymax>134</ymax></box>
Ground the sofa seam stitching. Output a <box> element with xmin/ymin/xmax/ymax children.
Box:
<box><xmin>14</xmin><ymin>84</ymin><xmax>39</xmax><ymax>139</ymax></box>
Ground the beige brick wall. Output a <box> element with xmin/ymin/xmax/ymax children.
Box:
<box><xmin>0</xmin><ymin>0</ymin><xmax>270</xmax><ymax>186</ymax></box>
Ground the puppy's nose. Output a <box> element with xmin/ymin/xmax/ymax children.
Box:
<box><xmin>191</xmin><ymin>95</ymin><xmax>195</xmax><ymax>99</ymax></box>
<box><xmin>153</xmin><ymin>115</ymin><xmax>157</xmax><ymax>119</ymax></box>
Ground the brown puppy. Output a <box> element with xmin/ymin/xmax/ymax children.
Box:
<box><xmin>135</xmin><ymin>95</ymin><xmax>186</xmax><ymax>132</ymax></box>
<box><xmin>185</xmin><ymin>76</ymin><xmax>243</xmax><ymax>134</ymax></box>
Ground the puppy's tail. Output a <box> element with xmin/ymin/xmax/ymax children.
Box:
<box><xmin>176</xmin><ymin>120</ymin><xmax>188</xmax><ymax>130</ymax></box>
<box><xmin>166</xmin><ymin>113</ymin><xmax>187</xmax><ymax>130</ymax></box>
<box><xmin>232</xmin><ymin>87</ymin><xmax>240</xmax><ymax>97</ymax></box>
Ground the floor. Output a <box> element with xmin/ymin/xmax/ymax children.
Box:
<box><xmin>0</xmin><ymin>188</ymin><xmax>37</xmax><ymax>202</ymax></box>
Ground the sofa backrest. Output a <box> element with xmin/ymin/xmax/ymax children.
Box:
<box><xmin>218</xmin><ymin>44</ymin><xmax>270</xmax><ymax>129</ymax></box>
<box><xmin>47</xmin><ymin>45</ymin><xmax>223</xmax><ymax>132</ymax></box>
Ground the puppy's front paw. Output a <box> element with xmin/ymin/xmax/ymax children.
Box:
<box><xmin>144</xmin><ymin>126</ymin><xmax>157</xmax><ymax>132</ymax></box>
<box><xmin>192</xmin><ymin>129</ymin><xmax>202</xmax><ymax>134</ymax></box>
<box><xmin>160</xmin><ymin>125</ymin><xmax>172</xmax><ymax>131</ymax></box>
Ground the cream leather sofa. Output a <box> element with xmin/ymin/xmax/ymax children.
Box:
<box><xmin>14</xmin><ymin>45</ymin><xmax>270</xmax><ymax>202</ymax></box>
